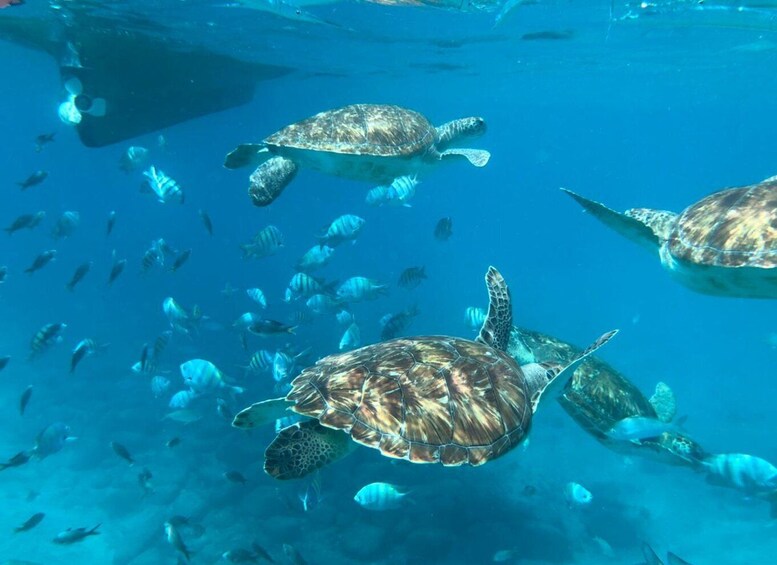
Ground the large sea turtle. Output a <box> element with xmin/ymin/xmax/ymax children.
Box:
<box><xmin>508</xmin><ymin>326</ymin><xmax>707</xmax><ymax>468</ymax></box>
<box><xmin>232</xmin><ymin>267</ymin><xmax>617</xmax><ymax>480</ymax></box>
<box><xmin>562</xmin><ymin>177</ymin><xmax>777</xmax><ymax>298</ymax></box>
<box><xmin>224</xmin><ymin>103</ymin><xmax>490</xmax><ymax>207</ymax></box>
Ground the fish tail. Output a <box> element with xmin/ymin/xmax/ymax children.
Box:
<box><xmin>287</xmin><ymin>326</ymin><xmax>298</xmax><ymax>335</ymax></box>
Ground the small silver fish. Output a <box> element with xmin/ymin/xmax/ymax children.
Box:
<box><xmin>246</xmin><ymin>288</ymin><xmax>267</xmax><ymax>308</ymax></box>
<box><xmin>164</xmin><ymin>521</ymin><xmax>191</xmax><ymax>561</ymax></box>
<box><xmin>564</xmin><ymin>482</ymin><xmax>593</xmax><ymax>506</ymax></box>
<box><xmin>339</xmin><ymin>322</ymin><xmax>360</xmax><ymax>351</ymax></box>
<box><xmin>354</xmin><ymin>482</ymin><xmax>409</xmax><ymax>511</ymax></box>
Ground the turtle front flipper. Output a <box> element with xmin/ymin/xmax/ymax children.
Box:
<box><xmin>477</xmin><ymin>266</ymin><xmax>512</xmax><ymax>351</ymax></box>
<box><xmin>439</xmin><ymin>148</ymin><xmax>490</xmax><ymax>167</ymax></box>
<box><xmin>232</xmin><ymin>397</ymin><xmax>291</xmax><ymax>429</ymax></box>
<box><xmin>264</xmin><ymin>420</ymin><xmax>354</xmax><ymax>480</ymax></box>
<box><xmin>224</xmin><ymin>144</ymin><xmax>272</xmax><ymax>169</ymax></box>
<box><xmin>560</xmin><ymin>188</ymin><xmax>673</xmax><ymax>254</ymax></box>
<box><xmin>530</xmin><ymin>329</ymin><xmax>619</xmax><ymax>413</ymax></box>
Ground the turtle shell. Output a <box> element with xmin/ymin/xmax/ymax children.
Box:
<box><xmin>286</xmin><ymin>336</ymin><xmax>531</xmax><ymax>466</ymax></box>
<box><xmin>668</xmin><ymin>180</ymin><xmax>777</xmax><ymax>268</ymax></box>
<box><xmin>264</xmin><ymin>104</ymin><xmax>436</xmax><ymax>157</ymax></box>
<box><xmin>510</xmin><ymin>327</ymin><xmax>655</xmax><ymax>440</ymax></box>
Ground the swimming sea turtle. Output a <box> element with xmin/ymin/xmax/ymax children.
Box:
<box><xmin>508</xmin><ymin>326</ymin><xmax>707</xmax><ymax>468</ymax></box>
<box><xmin>233</xmin><ymin>267</ymin><xmax>617</xmax><ymax>480</ymax></box>
<box><xmin>224</xmin><ymin>103</ymin><xmax>490</xmax><ymax>207</ymax></box>
<box><xmin>562</xmin><ymin>177</ymin><xmax>777</xmax><ymax>298</ymax></box>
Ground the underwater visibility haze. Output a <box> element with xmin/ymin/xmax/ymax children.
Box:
<box><xmin>1</xmin><ymin>0</ymin><xmax>777</xmax><ymax>563</ymax></box>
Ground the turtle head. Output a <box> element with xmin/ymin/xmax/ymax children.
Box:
<box><xmin>435</xmin><ymin>117</ymin><xmax>487</xmax><ymax>148</ymax></box>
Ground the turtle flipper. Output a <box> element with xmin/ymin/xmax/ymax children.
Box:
<box><xmin>530</xmin><ymin>329</ymin><xmax>619</xmax><ymax>413</ymax></box>
<box><xmin>264</xmin><ymin>420</ymin><xmax>353</xmax><ymax>480</ymax></box>
<box><xmin>232</xmin><ymin>397</ymin><xmax>290</xmax><ymax>429</ymax></box>
<box><xmin>648</xmin><ymin>382</ymin><xmax>677</xmax><ymax>423</ymax></box>
<box><xmin>561</xmin><ymin>188</ymin><xmax>667</xmax><ymax>253</ymax></box>
<box><xmin>224</xmin><ymin>144</ymin><xmax>270</xmax><ymax>169</ymax></box>
<box><xmin>476</xmin><ymin>266</ymin><xmax>512</xmax><ymax>352</ymax></box>
<box><xmin>439</xmin><ymin>148</ymin><xmax>490</xmax><ymax>167</ymax></box>
<box><xmin>248</xmin><ymin>156</ymin><xmax>298</xmax><ymax>207</ymax></box>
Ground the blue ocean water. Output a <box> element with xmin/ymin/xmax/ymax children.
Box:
<box><xmin>1</xmin><ymin>1</ymin><xmax>777</xmax><ymax>563</ymax></box>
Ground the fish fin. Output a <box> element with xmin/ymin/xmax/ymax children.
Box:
<box><xmin>641</xmin><ymin>542</ymin><xmax>664</xmax><ymax>565</ymax></box>
<box><xmin>531</xmin><ymin>330</ymin><xmax>618</xmax><ymax>414</ymax></box>
<box><xmin>287</xmin><ymin>326</ymin><xmax>297</xmax><ymax>335</ymax></box>
<box><xmin>232</xmin><ymin>398</ymin><xmax>290</xmax><ymax>429</ymax></box>
<box><xmin>666</xmin><ymin>551</ymin><xmax>693</xmax><ymax>565</ymax></box>
<box><xmin>224</xmin><ymin>144</ymin><xmax>269</xmax><ymax>169</ymax></box>
<box><xmin>439</xmin><ymin>148</ymin><xmax>490</xmax><ymax>167</ymax></box>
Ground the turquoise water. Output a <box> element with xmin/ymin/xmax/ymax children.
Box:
<box><xmin>1</xmin><ymin>1</ymin><xmax>777</xmax><ymax>563</ymax></box>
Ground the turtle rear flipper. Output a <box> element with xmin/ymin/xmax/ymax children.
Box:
<box><xmin>265</xmin><ymin>420</ymin><xmax>354</xmax><ymax>480</ymax></box>
<box><xmin>530</xmin><ymin>329</ymin><xmax>619</xmax><ymax>413</ymax></box>
<box><xmin>439</xmin><ymin>148</ymin><xmax>490</xmax><ymax>167</ymax></box>
<box><xmin>648</xmin><ymin>381</ymin><xmax>677</xmax><ymax>423</ymax></box>
<box><xmin>561</xmin><ymin>188</ymin><xmax>669</xmax><ymax>253</ymax></box>
<box><xmin>232</xmin><ymin>397</ymin><xmax>290</xmax><ymax>429</ymax></box>
<box><xmin>224</xmin><ymin>144</ymin><xmax>269</xmax><ymax>169</ymax></box>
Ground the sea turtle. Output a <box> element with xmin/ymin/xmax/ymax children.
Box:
<box><xmin>561</xmin><ymin>178</ymin><xmax>777</xmax><ymax>298</ymax></box>
<box><xmin>223</xmin><ymin>103</ymin><xmax>490</xmax><ymax>207</ymax></box>
<box><xmin>508</xmin><ymin>326</ymin><xmax>707</xmax><ymax>468</ymax></box>
<box><xmin>232</xmin><ymin>267</ymin><xmax>617</xmax><ymax>480</ymax></box>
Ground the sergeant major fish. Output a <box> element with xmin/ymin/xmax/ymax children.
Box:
<box><xmin>246</xmin><ymin>288</ymin><xmax>267</xmax><ymax>309</ymax></box>
<box><xmin>70</xmin><ymin>339</ymin><xmax>98</xmax><ymax>373</ymax></box>
<box><xmin>380</xmin><ymin>305</ymin><xmax>419</xmax><ymax>340</ymax></box>
<box><xmin>285</xmin><ymin>272</ymin><xmax>327</xmax><ymax>302</ymax></box>
<box><xmin>464</xmin><ymin>306</ymin><xmax>486</xmax><ymax>331</ymax></box>
<box><xmin>606</xmin><ymin>416</ymin><xmax>675</xmax><ymax>442</ymax></box>
<box><xmin>142</xmin><ymin>166</ymin><xmax>184</xmax><ymax>204</ymax></box>
<box><xmin>385</xmin><ymin>175</ymin><xmax>419</xmax><ymax>207</ymax></box>
<box><xmin>434</xmin><ymin>216</ymin><xmax>453</xmax><ymax>241</ymax></box>
<box><xmin>398</xmin><ymin>266</ymin><xmax>427</xmax><ymax>289</ymax></box>
<box><xmin>108</xmin><ymin>252</ymin><xmax>127</xmax><ymax>286</ymax></box>
<box><xmin>180</xmin><ymin>359</ymin><xmax>244</xmax><ymax>395</ymax></box>
<box><xmin>319</xmin><ymin>214</ymin><xmax>365</xmax><ymax>246</ymax></box>
<box><xmin>354</xmin><ymin>482</ymin><xmax>409</xmax><ymax>511</ymax></box>
<box><xmin>110</xmin><ymin>441</ymin><xmax>135</xmax><ymax>466</ymax></box>
<box><xmin>296</xmin><ymin>244</ymin><xmax>334</xmax><ymax>272</ymax></box>
<box><xmin>29</xmin><ymin>322</ymin><xmax>67</xmax><ymax>359</ymax></box>
<box><xmin>703</xmin><ymin>453</ymin><xmax>777</xmax><ymax>496</ymax></box>
<box><xmin>336</xmin><ymin>277</ymin><xmax>387</xmax><ymax>302</ymax></box>
<box><xmin>240</xmin><ymin>225</ymin><xmax>284</xmax><ymax>259</ymax></box>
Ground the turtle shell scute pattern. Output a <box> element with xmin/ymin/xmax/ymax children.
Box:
<box><xmin>264</xmin><ymin>104</ymin><xmax>436</xmax><ymax>157</ymax></box>
<box><xmin>669</xmin><ymin>181</ymin><xmax>777</xmax><ymax>268</ymax></box>
<box><xmin>287</xmin><ymin>336</ymin><xmax>531</xmax><ymax>466</ymax></box>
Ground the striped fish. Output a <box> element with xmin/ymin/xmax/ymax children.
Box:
<box><xmin>704</xmin><ymin>453</ymin><xmax>777</xmax><ymax>495</ymax></box>
<box><xmin>319</xmin><ymin>214</ymin><xmax>365</xmax><ymax>246</ymax></box>
<box><xmin>241</xmin><ymin>225</ymin><xmax>284</xmax><ymax>259</ymax></box>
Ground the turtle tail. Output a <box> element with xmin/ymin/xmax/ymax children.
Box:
<box><xmin>264</xmin><ymin>420</ymin><xmax>353</xmax><ymax>480</ymax></box>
